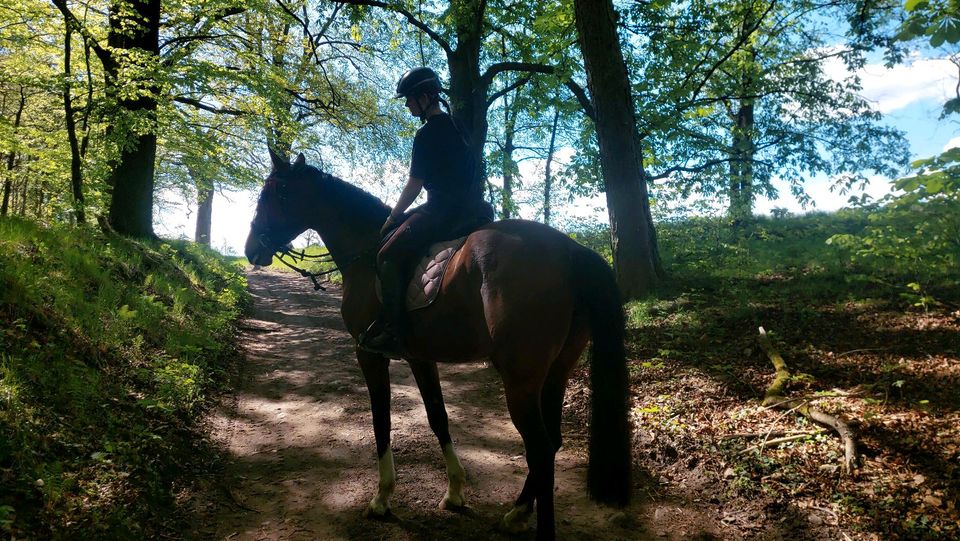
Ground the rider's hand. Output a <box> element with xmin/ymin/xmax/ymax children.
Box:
<box><xmin>380</xmin><ymin>216</ymin><xmax>397</xmax><ymax>237</ymax></box>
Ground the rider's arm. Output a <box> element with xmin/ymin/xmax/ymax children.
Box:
<box><xmin>389</xmin><ymin>175</ymin><xmax>425</xmax><ymax>220</ymax></box>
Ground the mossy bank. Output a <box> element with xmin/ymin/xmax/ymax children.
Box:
<box><xmin>0</xmin><ymin>217</ymin><xmax>249</xmax><ymax>539</ymax></box>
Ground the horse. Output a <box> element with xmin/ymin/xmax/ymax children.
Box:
<box><xmin>244</xmin><ymin>152</ymin><xmax>631</xmax><ymax>541</ymax></box>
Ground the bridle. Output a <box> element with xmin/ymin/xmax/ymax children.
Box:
<box><xmin>252</xmin><ymin>171</ymin><xmax>373</xmax><ymax>291</ymax></box>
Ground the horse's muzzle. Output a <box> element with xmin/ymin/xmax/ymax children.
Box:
<box><xmin>244</xmin><ymin>231</ymin><xmax>276</xmax><ymax>267</ymax></box>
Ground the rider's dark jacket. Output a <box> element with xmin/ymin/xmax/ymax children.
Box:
<box><xmin>409</xmin><ymin>113</ymin><xmax>483</xmax><ymax>215</ymax></box>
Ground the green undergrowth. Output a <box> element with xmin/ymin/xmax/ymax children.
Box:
<box><xmin>655</xmin><ymin>209</ymin><xmax>957</xmax><ymax>306</ymax></box>
<box><xmin>0</xmin><ymin>217</ymin><xmax>248</xmax><ymax>539</ymax></box>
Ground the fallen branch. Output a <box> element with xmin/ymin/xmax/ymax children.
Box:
<box><xmin>757</xmin><ymin>327</ymin><xmax>860</xmax><ymax>474</ymax></box>
<box><xmin>739</xmin><ymin>432</ymin><xmax>823</xmax><ymax>455</ymax></box>
<box><xmin>721</xmin><ymin>430</ymin><xmax>812</xmax><ymax>440</ymax></box>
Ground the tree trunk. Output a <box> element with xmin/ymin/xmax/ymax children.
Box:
<box><xmin>63</xmin><ymin>20</ymin><xmax>86</xmax><ymax>224</ymax></box>
<box><xmin>543</xmin><ymin>106</ymin><xmax>560</xmax><ymax>226</ymax></box>
<box><xmin>444</xmin><ymin>0</ymin><xmax>489</xmax><ymax>171</ymax></box>
<box><xmin>501</xmin><ymin>96</ymin><xmax>518</xmax><ymax>219</ymax></box>
<box><xmin>195</xmin><ymin>181</ymin><xmax>214</xmax><ymax>245</ymax></box>
<box><xmin>573</xmin><ymin>0</ymin><xmax>662</xmax><ymax>299</ymax></box>
<box><xmin>1</xmin><ymin>87</ymin><xmax>25</xmax><ymax>217</ymax></box>
<box><xmin>728</xmin><ymin>9</ymin><xmax>759</xmax><ymax>224</ymax></box>
<box><xmin>729</xmin><ymin>99</ymin><xmax>755</xmax><ymax>223</ymax></box>
<box><xmin>18</xmin><ymin>176</ymin><xmax>29</xmax><ymax>216</ymax></box>
<box><xmin>104</xmin><ymin>0</ymin><xmax>161</xmax><ymax>238</ymax></box>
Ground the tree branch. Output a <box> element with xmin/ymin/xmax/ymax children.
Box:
<box><xmin>477</xmin><ymin>62</ymin><xmax>596</xmax><ymax>122</ymax></box>
<box><xmin>329</xmin><ymin>0</ymin><xmax>452</xmax><ymax>54</ymax></box>
<box><xmin>173</xmin><ymin>97</ymin><xmax>246</xmax><ymax>116</ymax></box>
<box><xmin>49</xmin><ymin>0</ymin><xmax>111</xmax><ymax>69</ymax></box>
<box><xmin>683</xmin><ymin>0</ymin><xmax>779</xmax><ymax>106</ymax></box>
<box><xmin>757</xmin><ymin>326</ymin><xmax>860</xmax><ymax>474</ymax></box>
<box><xmin>481</xmin><ymin>61</ymin><xmax>554</xmax><ymax>84</ymax></box>
<box><xmin>648</xmin><ymin>158</ymin><xmax>733</xmax><ymax>181</ymax></box>
<box><xmin>564</xmin><ymin>79</ymin><xmax>596</xmax><ymax>123</ymax></box>
<box><xmin>487</xmin><ymin>76</ymin><xmax>531</xmax><ymax>107</ymax></box>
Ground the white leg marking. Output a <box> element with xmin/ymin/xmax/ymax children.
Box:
<box><xmin>439</xmin><ymin>442</ymin><xmax>467</xmax><ymax>510</ymax></box>
<box><xmin>500</xmin><ymin>501</ymin><xmax>534</xmax><ymax>533</ymax></box>
<box><xmin>367</xmin><ymin>449</ymin><xmax>396</xmax><ymax>517</ymax></box>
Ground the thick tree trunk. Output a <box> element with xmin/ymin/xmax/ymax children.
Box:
<box><xmin>574</xmin><ymin>0</ymin><xmax>662</xmax><ymax>299</ymax></box>
<box><xmin>195</xmin><ymin>182</ymin><xmax>214</xmax><ymax>245</ymax></box>
<box><xmin>104</xmin><ymin>0</ymin><xmax>161</xmax><ymax>238</ymax></box>
<box><xmin>63</xmin><ymin>21</ymin><xmax>86</xmax><ymax>224</ymax></box>
<box><xmin>447</xmin><ymin>42</ymin><xmax>489</xmax><ymax>171</ymax></box>
<box><xmin>1</xmin><ymin>88</ymin><xmax>25</xmax><ymax>217</ymax></box>
<box><xmin>543</xmin><ymin>106</ymin><xmax>560</xmax><ymax>226</ymax></box>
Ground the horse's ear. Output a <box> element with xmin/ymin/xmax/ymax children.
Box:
<box><xmin>268</xmin><ymin>148</ymin><xmax>289</xmax><ymax>172</ymax></box>
<box><xmin>293</xmin><ymin>152</ymin><xmax>306</xmax><ymax>170</ymax></box>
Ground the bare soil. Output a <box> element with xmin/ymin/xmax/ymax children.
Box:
<box><xmin>186</xmin><ymin>269</ymin><xmax>734</xmax><ymax>541</ymax></box>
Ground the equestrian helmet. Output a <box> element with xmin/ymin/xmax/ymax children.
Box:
<box><xmin>394</xmin><ymin>67</ymin><xmax>442</xmax><ymax>99</ymax></box>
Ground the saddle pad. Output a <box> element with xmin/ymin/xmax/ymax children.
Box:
<box><xmin>376</xmin><ymin>236</ymin><xmax>467</xmax><ymax>312</ymax></box>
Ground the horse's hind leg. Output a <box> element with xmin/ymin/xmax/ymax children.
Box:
<box><xmin>409</xmin><ymin>360</ymin><xmax>467</xmax><ymax>510</ymax></box>
<box><xmin>358</xmin><ymin>350</ymin><xmax>395</xmax><ymax>517</ymax></box>
<box><xmin>542</xmin><ymin>321</ymin><xmax>589</xmax><ymax>452</ymax></box>
<box><xmin>501</xmin><ymin>381</ymin><xmax>557</xmax><ymax>541</ymax></box>
<box><xmin>501</xmin><ymin>327</ymin><xmax>588</xmax><ymax>536</ymax></box>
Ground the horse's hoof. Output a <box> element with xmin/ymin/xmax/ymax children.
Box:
<box><xmin>499</xmin><ymin>505</ymin><xmax>533</xmax><ymax>534</ymax></box>
<box><xmin>364</xmin><ymin>501</ymin><xmax>392</xmax><ymax>520</ymax></box>
<box><xmin>439</xmin><ymin>495</ymin><xmax>471</xmax><ymax>514</ymax></box>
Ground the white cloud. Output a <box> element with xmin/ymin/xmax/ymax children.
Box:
<box><xmin>944</xmin><ymin>136</ymin><xmax>960</xmax><ymax>152</ymax></box>
<box><xmin>753</xmin><ymin>174</ymin><xmax>895</xmax><ymax>216</ymax></box>
<box><xmin>824</xmin><ymin>53</ymin><xmax>956</xmax><ymax>113</ymax></box>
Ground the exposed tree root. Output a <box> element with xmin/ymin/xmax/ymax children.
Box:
<box><xmin>757</xmin><ymin>326</ymin><xmax>860</xmax><ymax>474</ymax></box>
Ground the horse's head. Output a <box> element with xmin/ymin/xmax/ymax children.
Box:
<box><xmin>244</xmin><ymin>151</ymin><xmax>314</xmax><ymax>266</ymax></box>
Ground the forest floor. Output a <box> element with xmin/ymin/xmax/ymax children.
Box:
<box><xmin>185</xmin><ymin>267</ymin><xmax>959</xmax><ymax>540</ymax></box>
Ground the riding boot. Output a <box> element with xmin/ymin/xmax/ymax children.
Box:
<box><xmin>359</xmin><ymin>261</ymin><xmax>408</xmax><ymax>358</ymax></box>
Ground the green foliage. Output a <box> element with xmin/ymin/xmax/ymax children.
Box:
<box><xmin>827</xmin><ymin>193</ymin><xmax>959</xmax><ymax>308</ymax></box>
<box><xmin>833</xmin><ymin>0</ymin><xmax>960</xmax><ymax>307</ymax></box>
<box><xmin>658</xmin><ymin>211</ymin><xmax>866</xmax><ymax>284</ymax></box>
<box><xmin>0</xmin><ymin>216</ymin><xmax>248</xmax><ymax>538</ymax></box>
<box><xmin>898</xmin><ymin>0</ymin><xmax>960</xmax><ymax>47</ymax></box>
<box><xmin>648</xmin><ymin>208</ymin><xmax>957</xmax><ymax>310</ymax></box>
<box><xmin>625</xmin><ymin>0</ymin><xmax>909</xmax><ymax>218</ymax></box>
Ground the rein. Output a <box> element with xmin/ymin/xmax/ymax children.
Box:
<box><xmin>273</xmin><ymin>245</ymin><xmax>369</xmax><ymax>291</ymax></box>
<box><xmin>274</xmin><ymin>247</ymin><xmax>336</xmax><ymax>291</ymax></box>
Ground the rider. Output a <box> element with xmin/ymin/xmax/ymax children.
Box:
<box><xmin>360</xmin><ymin>67</ymin><xmax>492</xmax><ymax>356</ymax></box>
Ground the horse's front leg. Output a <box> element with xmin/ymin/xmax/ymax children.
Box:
<box><xmin>357</xmin><ymin>349</ymin><xmax>395</xmax><ymax>517</ymax></box>
<box><xmin>409</xmin><ymin>360</ymin><xmax>467</xmax><ymax>510</ymax></box>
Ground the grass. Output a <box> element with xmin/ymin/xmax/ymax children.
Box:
<box><xmin>0</xmin><ymin>217</ymin><xmax>248</xmax><ymax>539</ymax></box>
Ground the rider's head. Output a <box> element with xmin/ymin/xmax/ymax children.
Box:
<box><xmin>394</xmin><ymin>67</ymin><xmax>443</xmax><ymax>121</ymax></box>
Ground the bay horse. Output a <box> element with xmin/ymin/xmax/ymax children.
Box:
<box><xmin>244</xmin><ymin>153</ymin><xmax>631</xmax><ymax>540</ymax></box>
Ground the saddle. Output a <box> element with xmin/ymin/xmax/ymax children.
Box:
<box><xmin>375</xmin><ymin>201</ymin><xmax>492</xmax><ymax>312</ymax></box>
<box><xmin>381</xmin><ymin>236</ymin><xmax>466</xmax><ymax>311</ymax></box>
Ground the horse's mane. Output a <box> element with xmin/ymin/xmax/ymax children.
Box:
<box><xmin>305</xmin><ymin>165</ymin><xmax>391</xmax><ymax>228</ymax></box>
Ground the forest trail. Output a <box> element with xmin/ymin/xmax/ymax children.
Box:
<box><xmin>188</xmin><ymin>268</ymin><xmax>725</xmax><ymax>541</ymax></box>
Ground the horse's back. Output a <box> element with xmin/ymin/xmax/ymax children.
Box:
<box><xmin>408</xmin><ymin>219</ymin><xmax>585</xmax><ymax>363</ymax></box>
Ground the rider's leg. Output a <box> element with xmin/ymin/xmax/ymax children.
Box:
<box><xmin>360</xmin><ymin>212</ymin><xmax>436</xmax><ymax>356</ymax></box>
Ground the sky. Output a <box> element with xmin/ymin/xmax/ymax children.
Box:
<box><xmin>154</xmin><ymin>53</ymin><xmax>960</xmax><ymax>256</ymax></box>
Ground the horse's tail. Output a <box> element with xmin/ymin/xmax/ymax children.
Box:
<box><xmin>572</xmin><ymin>246</ymin><xmax>632</xmax><ymax>506</ymax></box>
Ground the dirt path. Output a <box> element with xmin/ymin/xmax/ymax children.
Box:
<box><xmin>190</xmin><ymin>269</ymin><xmax>723</xmax><ymax>541</ymax></box>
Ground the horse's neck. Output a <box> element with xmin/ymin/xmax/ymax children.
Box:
<box><xmin>302</xmin><ymin>176</ymin><xmax>383</xmax><ymax>275</ymax></box>
<box><xmin>309</xmin><ymin>220</ymin><xmax>378</xmax><ymax>272</ymax></box>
